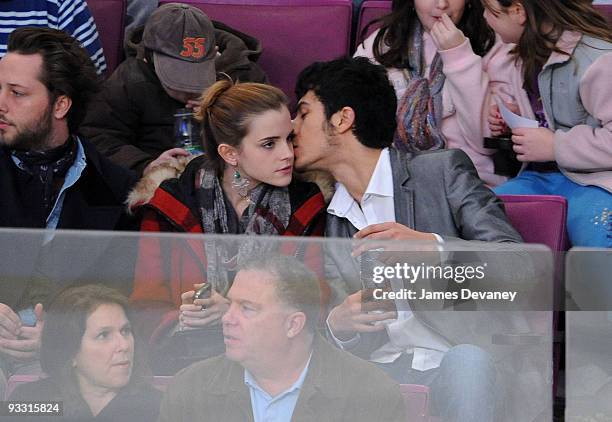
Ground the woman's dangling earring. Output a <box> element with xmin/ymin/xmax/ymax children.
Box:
<box><xmin>232</xmin><ymin>167</ymin><xmax>251</xmax><ymax>200</ymax></box>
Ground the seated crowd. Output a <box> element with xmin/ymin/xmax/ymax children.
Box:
<box><xmin>0</xmin><ymin>0</ymin><xmax>610</xmax><ymax>421</ymax></box>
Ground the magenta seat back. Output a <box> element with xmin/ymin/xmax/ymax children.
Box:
<box><xmin>498</xmin><ymin>194</ymin><xmax>569</xmax><ymax>251</ymax></box>
<box><xmin>158</xmin><ymin>0</ymin><xmax>353</xmax><ymax>105</ymax></box>
<box><xmin>399</xmin><ymin>384</ymin><xmax>429</xmax><ymax>421</ymax></box>
<box><xmin>356</xmin><ymin>0</ymin><xmax>391</xmax><ymax>47</ymax></box>
<box><xmin>87</xmin><ymin>0</ymin><xmax>127</xmax><ymax>76</ymax></box>
<box><xmin>594</xmin><ymin>4</ymin><xmax>612</xmax><ymax>24</ymax></box>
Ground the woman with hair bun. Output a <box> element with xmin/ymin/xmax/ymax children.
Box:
<box><xmin>127</xmin><ymin>81</ymin><xmax>329</xmax><ymax>351</ymax></box>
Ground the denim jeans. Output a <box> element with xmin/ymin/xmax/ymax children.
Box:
<box><xmin>494</xmin><ymin>171</ymin><xmax>612</xmax><ymax>247</ymax></box>
<box><xmin>378</xmin><ymin>344</ymin><xmax>498</xmax><ymax>422</ymax></box>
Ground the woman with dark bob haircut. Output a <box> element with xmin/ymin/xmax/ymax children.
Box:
<box><xmin>8</xmin><ymin>285</ymin><xmax>161</xmax><ymax>421</ymax></box>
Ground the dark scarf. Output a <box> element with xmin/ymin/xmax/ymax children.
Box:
<box><xmin>194</xmin><ymin>163</ymin><xmax>291</xmax><ymax>294</ymax></box>
<box><xmin>394</xmin><ymin>21</ymin><xmax>447</xmax><ymax>153</ymax></box>
<box><xmin>10</xmin><ymin>137</ymin><xmax>77</xmax><ymax>216</ymax></box>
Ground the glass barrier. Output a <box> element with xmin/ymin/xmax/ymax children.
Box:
<box><xmin>566</xmin><ymin>248</ymin><xmax>612</xmax><ymax>422</ymax></box>
<box><xmin>0</xmin><ymin>229</ymin><xmax>553</xmax><ymax>421</ymax></box>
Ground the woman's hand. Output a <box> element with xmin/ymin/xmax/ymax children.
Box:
<box><xmin>430</xmin><ymin>13</ymin><xmax>466</xmax><ymax>51</ymax></box>
<box><xmin>488</xmin><ymin>104</ymin><xmax>508</xmax><ymax>137</ymax></box>
<box><xmin>488</xmin><ymin>101</ymin><xmax>521</xmax><ymax>137</ymax></box>
<box><xmin>179</xmin><ymin>284</ymin><xmax>229</xmax><ymax>331</ymax></box>
<box><xmin>512</xmin><ymin>127</ymin><xmax>556</xmax><ymax>162</ymax></box>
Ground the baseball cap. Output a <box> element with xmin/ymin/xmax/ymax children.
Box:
<box><xmin>143</xmin><ymin>3</ymin><xmax>217</xmax><ymax>94</ymax></box>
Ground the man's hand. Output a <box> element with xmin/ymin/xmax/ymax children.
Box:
<box><xmin>355</xmin><ymin>222</ymin><xmax>436</xmax><ymax>241</ymax></box>
<box><xmin>143</xmin><ymin>148</ymin><xmax>191</xmax><ymax>175</ymax></box>
<box><xmin>430</xmin><ymin>13</ymin><xmax>466</xmax><ymax>51</ymax></box>
<box><xmin>352</xmin><ymin>222</ymin><xmax>436</xmax><ymax>257</ymax></box>
<box><xmin>0</xmin><ymin>303</ymin><xmax>44</xmax><ymax>362</ymax></box>
<box><xmin>185</xmin><ymin>99</ymin><xmax>201</xmax><ymax>115</ymax></box>
<box><xmin>328</xmin><ymin>291</ymin><xmax>396</xmax><ymax>341</ymax></box>
<box><xmin>512</xmin><ymin>127</ymin><xmax>555</xmax><ymax>162</ymax></box>
<box><xmin>179</xmin><ymin>284</ymin><xmax>230</xmax><ymax>331</ymax></box>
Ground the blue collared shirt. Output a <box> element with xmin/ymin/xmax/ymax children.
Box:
<box><xmin>244</xmin><ymin>355</ymin><xmax>312</xmax><ymax>422</ymax></box>
<box><xmin>46</xmin><ymin>137</ymin><xmax>87</xmax><ymax>230</ymax></box>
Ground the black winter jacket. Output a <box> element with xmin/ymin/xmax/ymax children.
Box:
<box><xmin>79</xmin><ymin>21</ymin><xmax>268</xmax><ymax>175</ymax></box>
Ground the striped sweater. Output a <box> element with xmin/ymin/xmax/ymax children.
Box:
<box><xmin>0</xmin><ymin>0</ymin><xmax>106</xmax><ymax>73</ymax></box>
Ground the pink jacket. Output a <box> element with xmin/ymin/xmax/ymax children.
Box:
<box><xmin>355</xmin><ymin>30</ymin><xmax>514</xmax><ymax>187</ymax></box>
<box><xmin>490</xmin><ymin>31</ymin><xmax>612</xmax><ymax>193</ymax></box>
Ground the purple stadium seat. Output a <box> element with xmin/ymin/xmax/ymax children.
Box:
<box><xmin>87</xmin><ymin>0</ymin><xmax>127</xmax><ymax>75</ymax></box>
<box><xmin>356</xmin><ymin>0</ymin><xmax>391</xmax><ymax>48</ymax></box>
<box><xmin>400</xmin><ymin>384</ymin><xmax>430</xmax><ymax>421</ymax></box>
<box><xmin>158</xmin><ymin>0</ymin><xmax>353</xmax><ymax>105</ymax></box>
<box><xmin>594</xmin><ymin>4</ymin><xmax>612</xmax><ymax>24</ymax></box>
<box><xmin>498</xmin><ymin>194</ymin><xmax>569</xmax><ymax>251</ymax></box>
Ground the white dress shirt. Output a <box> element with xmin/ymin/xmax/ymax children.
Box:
<box><xmin>327</xmin><ymin>148</ymin><xmax>451</xmax><ymax>371</ymax></box>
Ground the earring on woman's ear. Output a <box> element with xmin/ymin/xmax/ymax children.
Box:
<box><xmin>232</xmin><ymin>167</ymin><xmax>251</xmax><ymax>200</ymax></box>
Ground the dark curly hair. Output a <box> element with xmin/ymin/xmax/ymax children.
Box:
<box><xmin>7</xmin><ymin>27</ymin><xmax>101</xmax><ymax>133</ymax></box>
<box><xmin>295</xmin><ymin>56</ymin><xmax>397</xmax><ymax>149</ymax></box>
<box><xmin>362</xmin><ymin>0</ymin><xmax>496</xmax><ymax>70</ymax></box>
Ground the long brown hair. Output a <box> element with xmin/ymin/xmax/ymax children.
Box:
<box><xmin>484</xmin><ymin>0</ymin><xmax>611</xmax><ymax>93</ymax></box>
<box><xmin>362</xmin><ymin>0</ymin><xmax>496</xmax><ymax>70</ymax></box>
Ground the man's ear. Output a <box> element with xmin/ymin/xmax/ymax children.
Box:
<box><xmin>510</xmin><ymin>1</ymin><xmax>527</xmax><ymax>25</ymax></box>
<box><xmin>286</xmin><ymin>311</ymin><xmax>306</xmax><ymax>338</ymax></box>
<box><xmin>218</xmin><ymin>144</ymin><xmax>239</xmax><ymax>167</ymax></box>
<box><xmin>53</xmin><ymin>95</ymin><xmax>71</xmax><ymax>120</ymax></box>
<box><xmin>330</xmin><ymin>107</ymin><xmax>355</xmax><ymax>135</ymax></box>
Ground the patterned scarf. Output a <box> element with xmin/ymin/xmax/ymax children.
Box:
<box><xmin>394</xmin><ymin>21</ymin><xmax>447</xmax><ymax>153</ymax></box>
<box><xmin>10</xmin><ymin>137</ymin><xmax>77</xmax><ymax>216</ymax></box>
<box><xmin>195</xmin><ymin>164</ymin><xmax>291</xmax><ymax>294</ymax></box>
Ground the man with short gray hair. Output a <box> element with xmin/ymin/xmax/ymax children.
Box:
<box><xmin>158</xmin><ymin>255</ymin><xmax>406</xmax><ymax>422</ymax></box>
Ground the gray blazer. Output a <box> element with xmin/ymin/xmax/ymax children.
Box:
<box><xmin>323</xmin><ymin>148</ymin><xmax>549</xmax><ymax>422</ymax></box>
<box><xmin>323</xmin><ymin>148</ymin><xmax>538</xmax><ymax>349</ymax></box>
<box><xmin>326</xmin><ymin>147</ymin><xmax>521</xmax><ymax>242</ymax></box>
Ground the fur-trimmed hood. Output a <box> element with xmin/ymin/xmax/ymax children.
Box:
<box><xmin>126</xmin><ymin>156</ymin><xmax>335</xmax><ymax>213</ymax></box>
